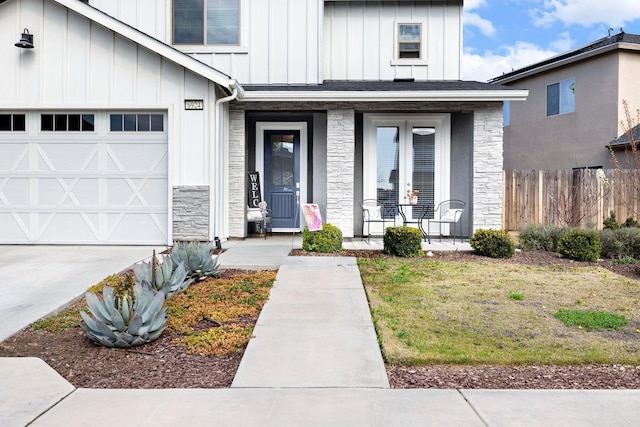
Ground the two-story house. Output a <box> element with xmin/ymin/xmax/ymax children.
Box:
<box><xmin>0</xmin><ymin>0</ymin><xmax>526</xmax><ymax>245</ymax></box>
<box><xmin>490</xmin><ymin>31</ymin><xmax>640</xmax><ymax>171</ymax></box>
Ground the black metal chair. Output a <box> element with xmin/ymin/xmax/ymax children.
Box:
<box><xmin>422</xmin><ymin>199</ymin><xmax>466</xmax><ymax>243</ymax></box>
<box><xmin>361</xmin><ymin>199</ymin><xmax>396</xmax><ymax>242</ymax></box>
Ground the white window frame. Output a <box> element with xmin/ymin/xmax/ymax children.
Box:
<box><xmin>546</xmin><ymin>77</ymin><xmax>575</xmax><ymax>117</ymax></box>
<box><xmin>172</xmin><ymin>0</ymin><xmax>248</xmax><ymax>52</ymax></box>
<box><xmin>391</xmin><ymin>21</ymin><xmax>428</xmax><ymax>66</ymax></box>
<box><xmin>362</xmin><ymin>113</ymin><xmax>450</xmax><ymax>206</ymax></box>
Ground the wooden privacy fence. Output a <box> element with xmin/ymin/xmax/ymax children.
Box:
<box><xmin>502</xmin><ymin>169</ymin><xmax>640</xmax><ymax>231</ymax></box>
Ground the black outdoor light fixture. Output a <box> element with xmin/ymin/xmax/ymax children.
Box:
<box><xmin>15</xmin><ymin>29</ymin><xmax>34</xmax><ymax>49</ymax></box>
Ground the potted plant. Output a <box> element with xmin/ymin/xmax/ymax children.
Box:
<box><xmin>405</xmin><ymin>189</ymin><xmax>419</xmax><ymax>205</ymax></box>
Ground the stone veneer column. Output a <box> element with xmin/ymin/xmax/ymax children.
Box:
<box><xmin>326</xmin><ymin>109</ymin><xmax>355</xmax><ymax>238</ymax></box>
<box><xmin>473</xmin><ymin>106</ymin><xmax>504</xmax><ymax>232</ymax></box>
<box><xmin>172</xmin><ymin>186</ymin><xmax>209</xmax><ymax>240</ymax></box>
<box><xmin>228</xmin><ymin>106</ymin><xmax>246</xmax><ymax>238</ymax></box>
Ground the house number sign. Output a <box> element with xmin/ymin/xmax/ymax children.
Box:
<box><xmin>184</xmin><ymin>99</ymin><xmax>204</xmax><ymax>110</ymax></box>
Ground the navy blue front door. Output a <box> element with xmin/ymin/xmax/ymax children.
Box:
<box><xmin>264</xmin><ymin>130</ymin><xmax>300</xmax><ymax>230</ymax></box>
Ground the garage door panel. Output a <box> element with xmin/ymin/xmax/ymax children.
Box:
<box><xmin>0</xmin><ymin>111</ymin><xmax>169</xmax><ymax>244</ymax></box>
<box><xmin>0</xmin><ymin>213</ymin><xmax>31</xmax><ymax>241</ymax></box>
<box><xmin>1</xmin><ymin>178</ymin><xmax>30</xmax><ymax>205</ymax></box>
<box><xmin>106</xmin><ymin>213</ymin><xmax>167</xmax><ymax>243</ymax></box>
<box><xmin>36</xmin><ymin>144</ymin><xmax>99</xmax><ymax>172</ymax></box>
<box><xmin>0</xmin><ymin>144</ymin><xmax>29</xmax><ymax>170</ymax></box>
<box><xmin>37</xmin><ymin>213</ymin><xmax>100</xmax><ymax>242</ymax></box>
<box><xmin>38</xmin><ymin>178</ymin><xmax>99</xmax><ymax>206</ymax></box>
<box><xmin>106</xmin><ymin>143</ymin><xmax>168</xmax><ymax>172</ymax></box>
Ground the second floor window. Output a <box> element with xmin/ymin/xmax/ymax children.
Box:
<box><xmin>547</xmin><ymin>78</ymin><xmax>575</xmax><ymax>117</ymax></box>
<box><xmin>174</xmin><ymin>0</ymin><xmax>239</xmax><ymax>45</ymax></box>
<box><xmin>398</xmin><ymin>23</ymin><xmax>421</xmax><ymax>59</ymax></box>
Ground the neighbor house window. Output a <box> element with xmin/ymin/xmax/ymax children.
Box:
<box><xmin>398</xmin><ymin>23</ymin><xmax>421</xmax><ymax>59</ymax></box>
<box><xmin>547</xmin><ymin>78</ymin><xmax>575</xmax><ymax>116</ymax></box>
<box><xmin>110</xmin><ymin>114</ymin><xmax>164</xmax><ymax>132</ymax></box>
<box><xmin>0</xmin><ymin>114</ymin><xmax>26</xmax><ymax>131</ymax></box>
<box><xmin>173</xmin><ymin>0</ymin><xmax>239</xmax><ymax>45</ymax></box>
<box><xmin>41</xmin><ymin>114</ymin><xmax>94</xmax><ymax>132</ymax></box>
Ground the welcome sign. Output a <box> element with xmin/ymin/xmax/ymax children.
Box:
<box><xmin>247</xmin><ymin>172</ymin><xmax>262</xmax><ymax>208</ymax></box>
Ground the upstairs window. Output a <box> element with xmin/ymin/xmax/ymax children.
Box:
<box><xmin>547</xmin><ymin>78</ymin><xmax>575</xmax><ymax>116</ymax></box>
<box><xmin>173</xmin><ymin>0</ymin><xmax>239</xmax><ymax>45</ymax></box>
<box><xmin>398</xmin><ymin>23</ymin><xmax>421</xmax><ymax>59</ymax></box>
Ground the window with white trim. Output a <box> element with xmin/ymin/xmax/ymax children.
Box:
<box><xmin>0</xmin><ymin>114</ymin><xmax>25</xmax><ymax>131</ymax></box>
<box><xmin>547</xmin><ymin>78</ymin><xmax>575</xmax><ymax>116</ymax></box>
<box><xmin>173</xmin><ymin>0</ymin><xmax>239</xmax><ymax>45</ymax></box>
<box><xmin>398</xmin><ymin>23</ymin><xmax>421</xmax><ymax>59</ymax></box>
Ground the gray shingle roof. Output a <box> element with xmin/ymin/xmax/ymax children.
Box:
<box><xmin>490</xmin><ymin>32</ymin><xmax>640</xmax><ymax>84</ymax></box>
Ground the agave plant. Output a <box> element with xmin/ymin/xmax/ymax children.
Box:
<box><xmin>170</xmin><ymin>241</ymin><xmax>220</xmax><ymax>279</ymax></box>
<box><xmin>80</xmin><ymin>283</ymin><xmax>167</xmax><ymax>348</ymax></box>
<box><xmin>131</xmin><ymin>255</ymin><xmax>194</xmax><ymax>298</ymax></box>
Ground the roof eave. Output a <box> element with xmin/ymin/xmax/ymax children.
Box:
<box><xmin>54</xmin><ymin>0</ymin><xmax>239</xmax><ymax>91</ymax></box>
<box><xmin>491</xmin><ymin>43</ymin><xmax>626</xmax><ymax>84</ymax></box>
<box><xmin>239</xmin><ymin>90</ymin><xmax>529</xmax><ymax>102</ymax></box>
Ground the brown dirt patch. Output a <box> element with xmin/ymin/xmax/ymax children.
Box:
<box><xmin>1</xmin><ymin>250</ymin><xmax>639</xmax><ymax>389</ymax></box>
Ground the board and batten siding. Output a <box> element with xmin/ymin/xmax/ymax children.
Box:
<box><xmin>89</xmin><ymin>0</ymin><xmax>323</xmax><ymax>84</ymax></box>
<box><xmin>1</xmin><ymin>0</ymin><xmax>220</xmax><ymax>187</ymax></box>
<box><xmin>324</xmin><ymin>1</ymin><xmax>462</xmax><ymax>81</ymax></box>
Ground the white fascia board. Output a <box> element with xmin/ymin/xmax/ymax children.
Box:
<box><xmin>54</xmin><ymin>0</ymin><xmax>241</xmax><ymax>92</ymax></box>
<box><xmin>239</xmin><ymin>90</ymin><xmax>528</xmax><ymax>102</ymax></box>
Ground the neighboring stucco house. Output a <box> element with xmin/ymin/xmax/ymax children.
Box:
<box><xmin>490</xmin><ymin>31</ymin><xmax>640</xmax><ymax>171</ymax></box>
<box><xmin>0</xmin><ymin>0</ymin><xmax>526</xmax><ymax>245</ymax></box>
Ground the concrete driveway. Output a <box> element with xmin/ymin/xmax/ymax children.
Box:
<box><xmin>0</xmin><ymin>245</ymin><xmax>165</xmax><ymax>341</ymax></box>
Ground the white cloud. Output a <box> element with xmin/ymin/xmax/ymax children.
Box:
<box><xmin>463</xmin><ymin>11</ymin><xmax>497</xmax><ymax>37</ymax></box>
<box><xmin>464</xmin><ymin>0</ymin><xmax>487</xmax><ymax>11</ymax></box>
<box><xmin>533</xmin><ymin>0</ymin><xmax>640</xmax><ymax>28</ymax></box>
<box><xmin>463</xmin><ymin>41</ymin><xmax>561</xmax><ymax>82</ymax></box>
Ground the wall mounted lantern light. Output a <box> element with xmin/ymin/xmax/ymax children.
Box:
<box><xmin>15</xmin><ymin>29</ymin><xmax>34</xmax><ymax>49</ymax></box>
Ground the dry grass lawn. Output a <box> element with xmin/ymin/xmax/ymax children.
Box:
<box><xmin>359</xmin><ymin>256</ymin><xmax>640</xmax><ymax>365</ymax></box>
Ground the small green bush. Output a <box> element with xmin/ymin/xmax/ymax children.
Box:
<box><xmin>622</xmin><ymin>217</ymin><xmax>640</xmax><ymax>228</ymax></box>
<box><xmin>557</xmin><ymin>229</ymin><xmax>602</xmax><ymax>262</ymax></box>
<box><xmin>554</xmin><ymin>309</ymin><xmax>628</xmax><ymax>331</ymax></box>
<box><xmin>469</xmin><ymin>229</ymin><xmax>515</xmax><ymax>259</ymax></box>
<box><xmin>603</xmin><ymin>211</ymin><xmax>620</xmax><ymax>230</ymax></box>
<box><xmin>518</xmin><ymin>224</ymin><xmax>567</xmax><ymax>252</ymax></box>
<box><xmin>302</xmin><ymin>223</ymin><xmax>343</xmax><ymax>253</ymax></box>
<box><xmin>383</xmin><ymin>226</ymin><xmax>423</xmax><ymax>257</ymax></box>
<box><xmin>599</xmin><ymin>227</ymin><xmax>640</xmax><ymax>260</ymax></box>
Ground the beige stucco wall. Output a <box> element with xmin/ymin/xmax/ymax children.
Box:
<box><xmin>617</xmin><ymin>50</ymin><xmax>640</xmax><ymax>134</ymax></box>
<box><xmin>504</xmin><ymin>51</ymin><xmax>635</xmax><ymax>170</ymax></box>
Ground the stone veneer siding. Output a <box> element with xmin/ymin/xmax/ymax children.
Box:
<box><xmin>472</xmin><ymin>106</ymin><xmax>504</xmax><ymax>231</ymax></box>
<box><xmin>326</xmin><ymin>109</ymin><xmax>355</xmax><ymax>237</ymax></box>
<box><xmin>228</xmin><ymin>107</ymin><xmax>246</xmax><ymax>238</ymax></box>
<box><xmin>172</xmin><ymin>186</ymin><xmax>209</xmax><ymax>241</ymax></box>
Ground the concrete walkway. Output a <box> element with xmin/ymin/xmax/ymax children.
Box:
<box><xmin>2</xmin><ymin>237</ymin><xmax>640</xmax><ymax>426</ymax></box>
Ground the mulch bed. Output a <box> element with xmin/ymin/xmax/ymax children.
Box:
<box><xmin>1</xmin><ymin>250</ymin><xmax>639</xmax><ymax>389</ymax></box>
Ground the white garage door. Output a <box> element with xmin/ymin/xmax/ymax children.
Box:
<box><xmin>0</xmin><ymin>112</ymin><xmax>168</xmax><ymax>244</ymax></box>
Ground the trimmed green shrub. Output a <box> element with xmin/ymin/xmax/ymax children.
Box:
<box><xmin>558</xmin><ymin>229</ymin><xmax>602</xmax><ymax>262</ymax></box>
<box><xmin>599</xmin><ymin>227</ymin><xmax>640</xmax><ymax>260</ymax></box>
<box><xmin>302</xmin><ymin>223</ymin><xmax>343</xmax><ymax>253</ymax></box>
<box><xmin>383</xmin><ymin>226</ymin><xmax>423</xmax><ymax>257</ymax></box>
<box><xmin>469</xmin><ymin>229</ymin><xmax>515</xmax><ymax>259</ymax></box>
<box><xmin>623</xmin><ymin>217</ymin><xmax>640</xmax><ymax>228</ymax></box>
<box><xmin>518</xmin><ymin>224</ymin><xmax>567</xmax><ymax>252</ymax></box>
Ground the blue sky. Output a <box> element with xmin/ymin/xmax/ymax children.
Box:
<box><xmin>463</xmin><ymin>0</ymin><xmax>640</xmax><ymax>82</ymax></box>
